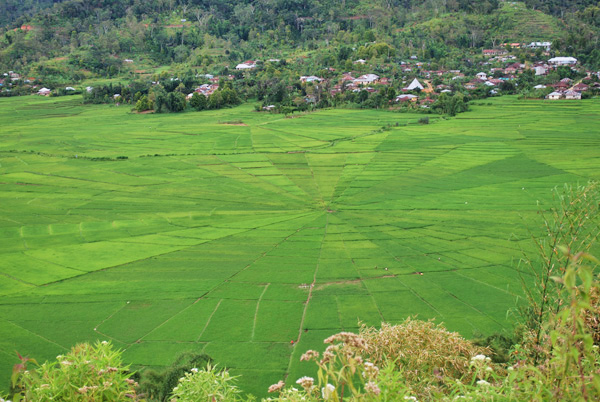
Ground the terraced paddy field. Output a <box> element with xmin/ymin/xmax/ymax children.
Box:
<box><xmin>0</xmin><ymin>95</ymin><xmax>599</xmax><ymax>396</ymax></box>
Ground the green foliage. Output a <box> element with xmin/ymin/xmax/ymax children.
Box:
<box><xmin>190</xmin><ymin>92</ymin><xmax>207</xmax><ymax>111</ymax></box>
<box><xmin>138</xmin><ymin>352</ymin><xmax>212</xmax><ymax>401</ymax></box>
<box><xmin>135</xmin><ymin>95</ymin><xmax>153</xmax><ymax>112</ymax></box>
<box><xmin>11</xmin><ymin>341</ymin><xmax>138</xmax><ymax>402</ymax></box>
<box><xmin>170</xmin><ymin>364</ymin><xmax>248</xmax><ymax>402</ymax></box>
<box><xmin>518</xmin><ymin>182</ymin><xmax>600</xmax><ymax>360</ymax></box>
<box><xmin>433</xmin><ymin>93</ymin><xmax>469</xmax><ymax>116</ymax></box>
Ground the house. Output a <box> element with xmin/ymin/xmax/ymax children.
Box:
<box><xmin>504</xmin><ymin>63</ymin><xmax>524</xmax><ymax>75</ymax></box>
<box><xmin>124</xmin><ymin>59</ymin><xmax>134</xmax><ymax>63</ymax></box>
<box><xmin>354</xmin><ymin>74</ymin><xmax>379</xmax><ymax>85</ymax></box>
<box><xmin>546</xmin><ymin>91</ymin><xmax>563</xmax><ymax>100</ymax></box>
<box><xmin>353</xmin><ymin>59</ymin><xmax>366</xmax><ymax>65</ymax></box>
<box><xmin>86</xmin><ymin>86</ymin><xmax>94</xmax><ymax>93</ymax></box>
<box><xmin>533</xmin><ymin>84</ymin><xmax>547</xmax><ymax>89</ymax></box>
<box><xmin>550</xmin><ymin>81</ymin><xmax>570</xmax><ymax>91</ymax></box>
<box><xmin>483</xmin><ymin>49</ymin><xmax>507</xmax><ymax>57</ymax></box>
<box><xmin>395</xmin><ymin>94</ymin><xmax>418</xmax><ymax>102</ymax></box>
<box><xmin>65</xmin><ymin>87</ymin><xmax>75</xmax><ymax>91</ymax></box>
<box><xmin>263</xmin><ymin>104</ymin><xmax>276</xmax><ymax>110</ymax></box>
<box><xmin>527</xmin><ymin>42</ymin><xmax>552</xmax><ymax>51</ymax></box>
<box><xmin>571</xmin><ymin>82</ymin><xmax>590</xmax><ymax>93</ymax></box>
<box><xmin>564</xmin><ymin>90</ymin><xmax>581</xmax><ymax>100</ymax></box>
<box><xmin>236</xmin><ymin>61</ymin><xmax>257</xmax><ymax>70</ymax></box>
<box><xmin>379</xmin><ymin>77</ymin><xmax>391</xmax><ymax>85</ymax></box>
<box><xmin>533</xmin><ymin>65</ymin><xmax>547</xmax><ymax>76</ymax></box>
<box><xmin>464</xmin><ymin>79</ymin><xmax>484</xmax><ymax>90</ymax></box>
<box><xmin>476</xmin><ymin>72</ymin><xmax>487</xmax><ymax>80</ymax></box>
<box><xmin>194</xmin><ymin>84</ymin><xmax>219</xmax><ymax>96</ymax></box>
<box><xmin>548</xmin><ymin>57</ymin><xmax>577</xmax><ymax>66</ymax></box>
<box><xmin>402</xmin><ymin>78</ymin><xmax>424</xmax><ymax>91</ymax></box>
<box><xmin>341</xmin><ymin>72</ymin><xmax>356</xmax><ymax>82</ymax></box>
<box><xmin>300</xmin><ymin>75</ymin><xmax>322</xmax><ymax>83</ymax></box>
<box><xmin>37</xmin><ymin>87</ymin><xmax>51</xmax><ymax>96</ymax></box>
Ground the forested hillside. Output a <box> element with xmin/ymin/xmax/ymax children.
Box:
<box><xmin>1</xmin><ymin>0</ymin><xmax>599</xmax><ymax>79</ymax></box>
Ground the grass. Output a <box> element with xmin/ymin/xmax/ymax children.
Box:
<box><xmin>0</xmin><ymin>95</ymin><xmax>599</xmax><ymax>397</ymax></box>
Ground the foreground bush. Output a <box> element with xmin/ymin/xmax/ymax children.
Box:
<box><xmin>12</xmin><ymin>341</ymin><xmax>138</xmax><ymax>401</ymax></box>
<box><xmin>170</xmin><ymin>364</ymin><xmax>251</xmax><ymax>402</ymax></box>
<box><xmin>137</xmin><ymin>351</ymin><xmax>212</xmax><ymax>401</ymax></box>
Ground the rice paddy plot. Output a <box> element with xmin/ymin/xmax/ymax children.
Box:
<box><xmin>0</xmin><ymin>95</ymin><xmax>599</xmax><ymax>396</ymax></box>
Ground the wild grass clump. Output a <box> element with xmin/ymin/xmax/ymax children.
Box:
<box><xmin>170</xmin><ymin>364</ymin><xmax>251</xmax><ymax>402</ymax></box>
<box><xmin>11</xmin><ymin>341</ymin><xmax>138</xmax><ymax>402</ymax></box>
<box><xmin>359</xmin><ymin>319</ymin><xmax>490</xmax><ymax>398</ymax></box>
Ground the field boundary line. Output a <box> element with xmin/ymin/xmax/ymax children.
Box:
<box><xmin>3</xmin><ymin>318</ymin><xmax>67</xmax><ymax>351</ymax></box>
<box><xmin>196</xmin><ymin>299</ymin><xmax>223</xmax><ymax>342</ymax></box>
<box><xmin>284</xmin><ymin>214</ymin><xmax>328</xmax><ymax>380</ymax></box>
<box><xmin>250</xmin><ymin>283</ymin><xmax>270</xmax><ymax>341</ymax></box>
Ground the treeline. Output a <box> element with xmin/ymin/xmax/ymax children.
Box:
<box><xmin>83</xmin><ymin>80</ymin><xmax>240</xmax><ymax>114</ymax></box>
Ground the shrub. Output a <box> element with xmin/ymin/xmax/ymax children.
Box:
<box><xmin>11</xmin><ymin>341</ymin><xmax>138</xmax><ymax>401</ymax></box>
<box><xmin>169</xmin><ymin>364</ymin><xmax>249</xmax><ymax>402</ymax></box>
<box><xmin>138</xmin><ymin>351</ymin><xmax>212</xmax><ymax>401</ymax></box>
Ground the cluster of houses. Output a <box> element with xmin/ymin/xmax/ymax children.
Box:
<box><xmin>545</xmin><ymin>79</ymin><xmax>598</xmax><ymax>100</ymax></box>
<box><xmin>186</xmin><ymin>83</ymin><xmax>219</xmax><ymax>99</ymax></box>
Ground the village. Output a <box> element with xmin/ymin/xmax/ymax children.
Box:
<box><xmin>2</xmin><ymin>41</ymin><xmax>600</xmax><ymax>110</ymax></box>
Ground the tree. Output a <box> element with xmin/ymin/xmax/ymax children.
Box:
<box><xmin>190</xmin><ymin>92</ymin><xmax>207</xmax><ymax>111</ymax></box>
<box><xmin>134</xmin><ymin>95</ymin><xmax>152</xmax><ymax>112</ymax></box>
<box><xmin>166</xmin><ymin>92</ymin><xmax>186</xmax><ymax>112</ymax></box>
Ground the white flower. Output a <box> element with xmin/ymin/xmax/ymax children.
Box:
<box><xmin>190</xmin><ymin>368</ymin><xmax>198</xmax><ymax>373</ymax></box>
<box><xmin>365</xmin><ymin>381</ymin><xmax>381</xmax><ymax>395</ymax></box>
<box><xmin>101</xmin><ymin>341</ymin><xmax>108</xmax><ymax>345</ymax></box>
<box><xmin>404</xmin><ymin>397</ymin><xmax>418</xmax><ymax>401</ymax></box>
<box><xmin>471</xmin><ymin>354</ymin><xmax>487</xmax><ymax>362</ymax></box>
<box><xmin>507</xmin><ymin>366</ymin><xmax>514</xmax><ymax>371</ymax></box>
<box><xmin>476</xmin><ymin>380</ymin><xmax>491</xmax><ymax>386</ymax></box>
<box><xmin>322</xmin><ymin>384</ymin><xmax>335</xmax><ymax>400</ymax></box>
<box><xmin>485</xmin><ymin>366</ymin><xmax>493</xmax><ymax>372</ymax></box>
<box><xmin>296</xmin><ymin>376</ymin><xmax>314</xmax><ymax>391</ymax></box>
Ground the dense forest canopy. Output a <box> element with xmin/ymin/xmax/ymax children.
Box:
<box><xmin>0</xmin><ymin>0</ymin><xmax>599</xmax><ymax>79</ymax></box>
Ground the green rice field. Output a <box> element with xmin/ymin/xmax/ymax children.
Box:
<box><xmin>0</xmin><ymin>95</ymin><xmax>599</xmax><ymax>396</ymax></box>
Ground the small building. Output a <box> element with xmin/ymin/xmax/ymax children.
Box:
<box><xmin>65</xmin><ymin>86</ymin><xmax>75</xmax><ymax>91</ymax></box>
<box><xmin>353</xmin><ymin>59</ymin><xmax>366</xmax><ymax>65</ymax></box>
<box><xmin>476</xmin><ymin>72</ymin><xmax>487</xmax><ymax>80</ymax></box>
<box><xmin>236</xmin><ymin>61</ymin><xmax>257</xmax><ymax>70</ymax></box>
<box><xmin>402</xmin><ymin>78</ymin><xmax>424</xmax><ymax>91</ymax></box>
<box><xmin>354</xmin><ymin>74</ymin><xmax>379</xmax><ymax>85</ymax></box>
<box><xmin>546</xmin><ymin>91</ymin><xmax>563</xmax><ymax>100</ymax></box>
<box><xmin>572</xmin><ymin>83</ymin><xmax>589</xmax><ymax>93</ymax></box>
<box><xmin>37</xmin><ymin>87</ymin><xmax>51</xmax><ymax>96</ymax></box>
<box><xmin>527</xmin><ymin>42</ymin><xmax>552</xmax><ymax>51</ymax></box>
<box><xmin>483</xmin><ymin>49</ymin><xmax>507</xmax><ymax>57</ymax></box>
<box><xmin>548</xmin><ymin>57</ymin><xmax>577</xmax><ymax>66</ymax></box>
<box><xmin>395</xmin><ymin>94</ymin><xmax>418</xmax><ymax>102</ymax></box>
<box><xmin>300</xmin><ymin>75</ymin><xmax>322</xmax><ymax>83</ymax></box>
<box><xmin>564</xmin><ymin>90</ymin><xmax>581</xmax><ymax>100</ymax></box>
